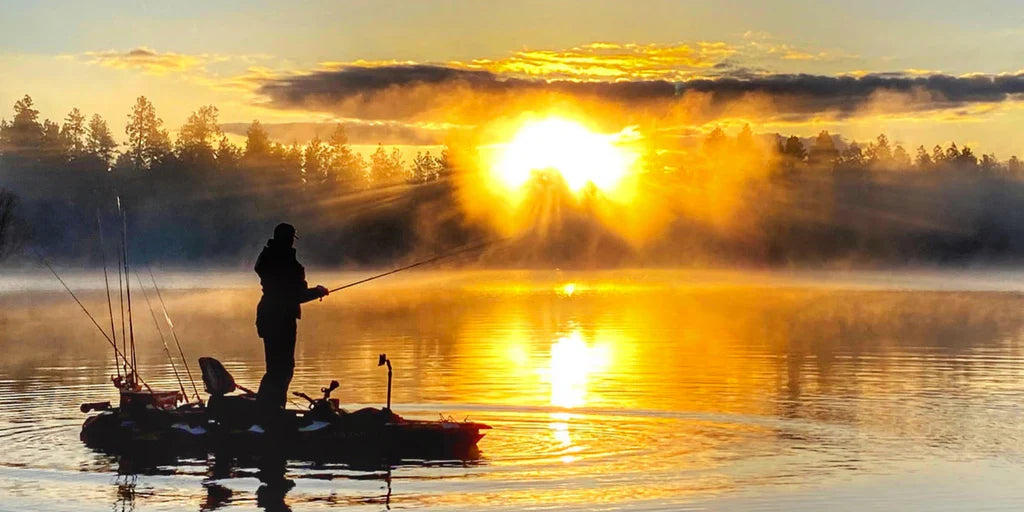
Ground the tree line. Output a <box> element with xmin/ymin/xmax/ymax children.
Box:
<box><xmin>0</xmin><ymin>95</ymin><xmax>455</xmax><ymax>264</ymax></box>
<box><xmin>0</xmin><ymin>94</ymin><xmax>450</xmax><ymax>187</ymax></box>
<box><xmin>698</xmin><ymin>125</ymin><xmax>1023</xmax><ymax>175</ymax></box>
<box><xmin>654</xmin><ymin>125</ymin><xmax>1024</xmax><ymax>265</ymax></box>
<box><xmin>4</xmin><ymin>93</ymin><xmax>1024</xmax><ymax>266</ymax></box>
<box><xmin>773</xmin><ymin>130</ymin><xmax>1021</xmax><ymax>174</ymax></box>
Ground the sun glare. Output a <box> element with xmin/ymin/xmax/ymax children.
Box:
<box><xmin>549</xmin><ymin>330</ymin><xmax>612</xmax><ymax>408</ymax></box>
<box><xmin>493</xmin><ymin>118</ymin><xmax>636</xmax><ymax>193</ymax></box>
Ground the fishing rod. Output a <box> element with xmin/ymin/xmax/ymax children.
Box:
<box><xmin>120</xmin><ymin>205</ymin><xmax>137</xmax><ymax>384</ymax></box>
<box><xmin>148</xmin><ymin>268</ymin><xmax>202</xmax><ymax>402</ymax></box>
<box><xmin>134</xmin><ymin>272</ymin><xmax>188</xmax><ymax>401</ymax></box>
<box><xmin>116</xmin><ymin>200</ymin><xmax>127</xmax><ymax>378</ymax></box>
<box><xmin>97</xmin><ymin>210</ymin><xmax>119</xmax><ymax>380</ymax></box>
<box><xmin>326</xmin><ymin>237</ymin><xmax>504</xmax><ymax>294</ymax></box>
<box><xmin>31</xmin><ymin>248</ymin><xmax>151</xmax><ymax>392</ymax></box>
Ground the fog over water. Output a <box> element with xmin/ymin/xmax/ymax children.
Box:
<box><xmin>2</xmin><ymin>270</ymin><xmax>1024</xmax><ymax>511</ymax></box>
<box><xmin>8</xmin><ymin>3</ymin><xmax>1024</xmax><ymax>511</ymax></box>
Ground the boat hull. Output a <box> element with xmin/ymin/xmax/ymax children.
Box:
<box><xmin>80</xmin><ymin>405</ymin><xmax>489</xmax><ymax>462</ymax></box>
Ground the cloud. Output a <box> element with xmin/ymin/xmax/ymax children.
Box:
<box><xmin>260</xmin><ymin>64</ymin><xmax>502</xmax><ymax>100</ymax></box>
<box><xmin>452</xmin><ymin>39</ymin><xmax>854</xmax><ymax>81</ymax></box>
<box><xmin>254</xmin><ymin>64</ymin><xmax>525</xmax><ymax>123</ymax></box>
<box><xmin>80</xmin><ymin>47</ymin><xmax>218</xmax><ymax>75</ymax></box>
<box><xmin>235</xmin><ymin>36</ymin><xmax>882</xmax><ymax>127</ymax></box>
<box><xmin>458</xmin><ymin>41</ymin><xmax>736</xmax><ymax>81</ymax></box>
<box><xmin>254</xmin><ymin>64</ymin><xmax>1024</xmax><ymax>125</ymax></box>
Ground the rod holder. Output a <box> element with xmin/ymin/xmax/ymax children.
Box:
<box><xmin>80</xmin><ymin>401</ymin><xmax>112</xmax><ymax>413</ymax></box>
<box><xmin>378</xmin><ymin>353</ymin><xmax>392</xmax><ymax>410</ymax></box>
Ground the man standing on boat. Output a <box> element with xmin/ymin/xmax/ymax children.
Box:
<box><xmin>254</xmin><ymin>223</ymin><xmax>329</xmax><ymax>418</ymax></box>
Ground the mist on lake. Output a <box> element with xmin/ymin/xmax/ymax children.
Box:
<box><xmin>2</xmin><ymin>270</ymin><xmax>1024</xmax><ymax>510</ymax></box>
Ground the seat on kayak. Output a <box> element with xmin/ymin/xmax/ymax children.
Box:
<box><xmin>198</xmin><ymin>357</ymin><xmax>237</xmax><ymax>396</ymax></box>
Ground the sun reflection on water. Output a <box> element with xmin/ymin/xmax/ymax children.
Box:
<box><xmin>7</xmin><ymin>277</ymin><xmax>1024</xmax><ymax>510</ymax></box>
<box><xmin>544</xmin><ymin>330</ymin><xmax>615</xmax><ymax>463</ymax></box>
<box><xmin>559</xmin><ymin>282</ymin><xmax>576</xmax><ymax>296</ymax></box>
<box><xmin>549</xmin><ymin>412</ymin><xmax>582</xmax><ymax>463</ymax></box>
<box><xmin>548</xmin><ymin>330</ymin><xmax>612</xmax><ymax>409</ymax></box>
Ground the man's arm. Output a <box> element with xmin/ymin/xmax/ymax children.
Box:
<box><xmin>299</xmin><ymin>285</ymin><xmax>329</xmax><ymax>303</ymax></box>
<box><xmin>295</xmin><ymin>266</ymin><xmax>329</xmax><ymax>303</ymax></box>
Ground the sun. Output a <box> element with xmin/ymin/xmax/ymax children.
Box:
<box><xmin>492</xmin><ymin>118</ymin><xmax>636</xmax><ymax>193</ymax></box>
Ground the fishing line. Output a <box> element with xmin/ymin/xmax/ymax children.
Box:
<box><xmin>30</xmin><ymin>248</ymin><xmax>152</xmax><ymax>392</ymax></box>
<box><xmin>327</xmin><ymin>237</ymin><xmax>505</xmax><ymax>294</ymax></box>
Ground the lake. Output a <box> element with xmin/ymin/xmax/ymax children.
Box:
<box><xmin>2</xmin><ymin>269</ymin><xmax>1024</xmax><ymax>511</ymax></box>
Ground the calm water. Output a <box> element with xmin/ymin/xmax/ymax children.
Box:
<box><xmin>2</xmin><ymin>269</ymin><xmax>1024</xmax><ymax>511</ymax></box>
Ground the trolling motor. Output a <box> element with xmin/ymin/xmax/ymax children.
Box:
<box><xmin>378</xmin><ymin>354</ymin><xmax>392</xmax><ymax>411</ymax></box>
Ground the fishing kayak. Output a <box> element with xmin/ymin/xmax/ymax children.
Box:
<box><xmin>80</xmin><ymin>357</ymin><xmax>490</xmax><ymax>461</ymax></box>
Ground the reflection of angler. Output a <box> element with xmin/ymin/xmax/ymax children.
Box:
<box><xmin>114</xmin><ymin>472</ymin><xmax>138</xmax><ymax>512</ymax></box>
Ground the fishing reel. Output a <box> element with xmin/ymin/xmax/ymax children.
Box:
<box><xmin>111</xmin><ymin>372</ymin><xmax>139</xmax><ymax>391</ymax></box>
<box><xmin>293</xmin><ymin>380</ymin><xmax>340</xmax><ymax>417</ymax></box>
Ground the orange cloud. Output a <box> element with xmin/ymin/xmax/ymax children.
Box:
<box><xmin>99</xmin><ymin>37</ymin><xmax>856</xmax><ymax>102</ymax></box>
<box><xmin>458</xmin><ymin>41</ymin><xmax>737</xmax><ymax>81</ymax></box>
<box><xmin>81</xmin><ymin>47</ymin><xmax>219</xmax><ymax>75</ymax></box>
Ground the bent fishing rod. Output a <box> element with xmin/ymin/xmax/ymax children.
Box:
<box><xmin>326</xmin><ymin>237</ymin><xmax>504</xmax><ymax>294</ymax></box>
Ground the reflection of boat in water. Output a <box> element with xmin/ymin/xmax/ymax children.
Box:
<box><xmin>80</xmin><ymin>355</ymin><xmax>490</xmax><ymax>462</ymax></box>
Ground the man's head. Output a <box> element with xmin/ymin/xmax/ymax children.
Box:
<box><xmin>272</xmin><ymin>223</ymin><xmax>297</xmax><ymax>247</ymax></box>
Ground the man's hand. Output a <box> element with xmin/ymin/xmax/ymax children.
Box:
<box><xmin>315</xmin><ymin>285</ymin><xmax>330</xmax><ymax>298</ymax></box>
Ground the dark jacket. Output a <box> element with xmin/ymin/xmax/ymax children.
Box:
<box><xmin>255</xmin><ymin>239</ymin><xmax>321</xmax><ymax>326</ymax></box>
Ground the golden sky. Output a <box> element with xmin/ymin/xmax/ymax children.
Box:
<box><xmin>3</xmin><ymin>1</ymin><xmax>1024</xmax><ymax>156</ymax></box>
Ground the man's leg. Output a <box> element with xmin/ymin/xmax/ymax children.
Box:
<box><xmin>274</xmin><ymin>319</ymin><xmax>297</xmax><ymax>408</ymax></box>
<box><xmin>257</xmin><ymin>319</ymin><xmax>297</xmax><ymax>410</ymax></box>
<box><xmin>257</xmin><ymin>333</ymin><xmax>280</xmax><ymax>414</ymax></box>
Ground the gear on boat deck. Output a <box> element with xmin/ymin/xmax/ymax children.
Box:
<box><xmin>80</xmin><ymin>355</ymin><xmax>490</xmax><ymax>462</ymax></box>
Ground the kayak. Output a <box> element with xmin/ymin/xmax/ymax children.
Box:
<box><xmin>80</xmin><ymin>357</ymin><xmax>490</xmax><ymax>462</ymax></box>
<box><xmin>80</xmin><ymin>401</ymin><xmax>489</xmax><ymax>461</ymax></box>
<box><xmin>43</xmin><ymin>210</ymin><xmax>495</xmax><ymax>462</ymax></box>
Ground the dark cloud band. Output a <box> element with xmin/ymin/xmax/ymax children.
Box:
<box><xmin>256</xmin><ymin>64</ymin><xmax>1024</xmax><ymax>121</ymax></box>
